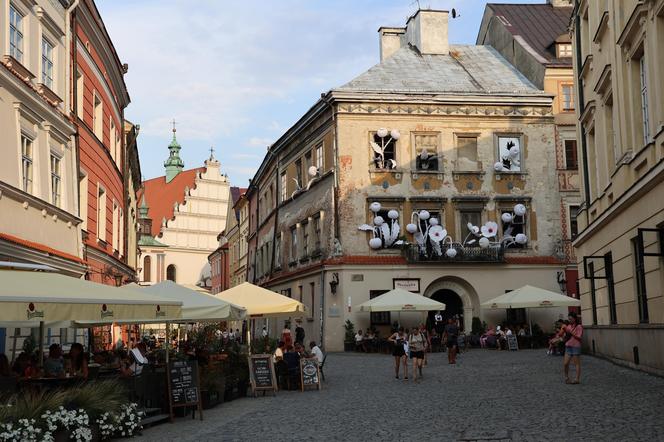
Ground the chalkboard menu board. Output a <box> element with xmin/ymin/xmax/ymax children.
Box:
<box><xmin>507</xmin><ymin>335</ymin><xmax>519</xmax><ymax>351</ymax></box>
<box><xmin>248</xmin><ymin>355</ymin><xmax>277</xmax><ymax>396</ymax></box>
<box><xmin>167</xmin><ymin>360</ymin><xmax>203</xmax><ymax>421</ymax></box>
<box><xmin>300</xmin><ymin>358</ymin><xmax>321</xmax><ymax>391</ymax></box>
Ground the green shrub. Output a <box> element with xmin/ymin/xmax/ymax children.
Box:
<box><xmin>344</xmin><ymin>320</ymin><xmax>355</xmax><ymax>342</ymax></box>
<box><xmin>471</xmin><ymin>317</ymin><xmax>486</xmax><ymax>335</ymax></box>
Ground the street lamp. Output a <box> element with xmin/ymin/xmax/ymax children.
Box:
<box><xmin>329</xmin><ymin>273</ymin><xmax>339</xmax><ymax>295</ymax></box>
<box><xmin>557</xmin><ymin>271</ymin><xmax>567</xmax><ymax>293</ymax></box>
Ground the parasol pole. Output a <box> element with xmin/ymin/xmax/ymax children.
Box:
<box><xmin>165</xmin><ymin>322</ymin><xmax>170</xmax><ymax>364</ymax></box>
<box><xmin>528</xmin><ymin>308</ymin><xmax>533</xmax><ymax>349</ymax></box>
<box><xmin>38</xmin><ymin>321</ymin><xmax>45</xmax><ymax>367</ymax></box>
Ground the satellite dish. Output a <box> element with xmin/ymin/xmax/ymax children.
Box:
<box><xmin>452</xmin><ymin>8</ymin><xmax>460</xmax><ymax>19</ymax></box>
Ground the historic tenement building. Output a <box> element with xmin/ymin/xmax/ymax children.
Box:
<box><xmin>571</xmin><ymin>0</ymin><xmax>664</xmax><ymax>375</ymax></box>
<box><xmin>138</xmin><ymin>129</ymin><xmax>231</xmax><ymax>287</ymax></box>
<box><xmin>73</xmin><ymin>0</ymin><xmax>135</xmax><ymax>286</ymax></box>
<box><xmin>477</xmin><ymin>0</ymin><xmax>582</xmax><ymax>301</ymax></box>
<box><xmin>209</xmin><ymin>186</ymin><xmax>245</xmax><ymax>294</ymax></box>
<box><xmin>246</xmin><ymin>10</ymin><xmax>569</xmax><ymax>351</ymax></box>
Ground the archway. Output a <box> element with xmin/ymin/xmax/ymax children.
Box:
<box><xmin>423</xmin><ymin>276</ymin><xmax>480</xmax><ymax>333</ymax></box>
<box><xmin>428</xmin><ymin>289</ymin><xmax>464</xmax><ymax>332</ymax></box>
<box><xmin>166</xmin><ymin>264</ymin><xmax>176</xmax><ymax>282</ymax></box>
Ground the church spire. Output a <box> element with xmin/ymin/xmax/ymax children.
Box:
<box><xmin>164</xmin><ymin>119</ymin><xmax>184</xmax><ymax>183</ymax></box>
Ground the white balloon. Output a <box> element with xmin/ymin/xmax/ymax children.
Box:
<box><xmin>308</xmin><ymin>165</ymin><xmax>319</xmax><ymax>177</ymax></box>
<box><xmin>406</xmin><ymin>223</ymin><xmax>418</xmax><ymax>234</ymax></box>
<box><xmin>515</xmin><ymin>233</ymin><xmax>528</xmax><ymax>244</ymax></box>
<box><xmin>387</xmin><ymin>210</ymin><xmax>399</xmax><ymax>220</ymax></box>
<box><xmin>373</xmin><ymin>216</ymin><xmax>384</xmax><ymax>226</ymax></box>
<box><xmin>479</xmin><ymin>237</ymin><xmax>490</xmax><ymax>249</ymax></box>
<box><xmin>509</xmin><ymin>146</ymin><xmax>520</xmax><ymax>159</ymax></box>
<box><xmin>429</xmin><ymin>217</ymin><xmax>439</xmax><ymax>226</ymax></box>
<box><xmin>446</xmin><ymin>248</ymin><xmax>457</xmax><ymax>258</ymax></box>
<box><xmin>514</xmin><ymin>204</ymin><xmax>527</xmax><ymax>216</ymax></box>
<box><xmin>376</xmin><ymin>128</ymin><xmax>388</xmax><ymax>138</ymax></box>
<box><xmin>494</xmin><ymin>162</ymin><xmax>504</xmax><ymax>172</ymax></box>
<box><xmin>418</xmin><ymin>210</ymin><xmax>430</xmax><ymax>221</ymax></box>
<box><xmin>369</xmin><ymin>202</ymin><xmax>382</xmax><ymax>213</ymax></box>
<box><xmin>369</xmin><ymin>237</ymin><xmax>383</xmax><ymax>249</ymax></box>
<box><xmin>501</xmin><ymin>212</ymin><xmax>513</xmax><ymax>223</ymax></box>
<box><xmin>390</xmin><ymin>129</ymin><xmax>401</xmax><ymax>140</ymax></box>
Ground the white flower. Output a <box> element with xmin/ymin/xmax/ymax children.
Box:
<box><xmin>428</xmin><ymin>226</ymin><xmax>446</xmax><ymax>243</ymax></box>
<box><xmin>467</xmin><ymin>222</ymin><xmax>480</xmax><ymax>235</ymax></box>
<box><xmin>480</xmin><ymin>221</ymin><xmax>498</xmax><ymax>238</ymax></box>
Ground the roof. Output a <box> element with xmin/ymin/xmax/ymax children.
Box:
<box><xmin>335</xmin><ymin>45</ymin><xmax>543</xmax><ymax>95</ymax></box>
<box><xmin>229</xmin><ymin>187</ymin><xmax>247</xmax><ymax>221</ymax></box>
<box><xmin>0</xmin><ymin>232</ymin><xmax>86</xmax><ymax>265</ymax></box>
<box><xmin>140</xmin><ymin>168</ymin><xmax>203</xmax><ymax>237</ymax></box>
<box><xmin>485</xmin><ymin>3</ymin><xmax>573</xmax><ymax>67</ymax></box>
<box><xmin>137</xmin><ymin>235</ymin><xmax>167</xmax><ymax>247</ymax></box>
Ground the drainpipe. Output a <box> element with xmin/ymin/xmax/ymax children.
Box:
<box><xmin>574</xmin><ymin>0</ymin><xmax>591</xmax><ymax>209</ymax></box>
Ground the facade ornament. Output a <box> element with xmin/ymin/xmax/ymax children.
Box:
<box><xmin>371</xmin><ymin>128</ymin><xmax>400</xmax><ymax>169</ymax></box>
<box><xmin>291</xmin><ymin>166</ymin><xmax>321</xmax><ymax>199</ymax></box>
<box><xmin>332</xmin><ymin>238</ymin><xmax>343</xmax><ymax>257</ymax></box>
<box><xmin>493</xmin><ymin>139</ymin><xmax>521</xmax><ymax>172</ymax></box>
<box><xmin>358</xmin><ymin>202</ymin><xmax>403</xmax><ymax>249</ymax></box>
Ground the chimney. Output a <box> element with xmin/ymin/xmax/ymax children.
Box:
<box><xmin>405</xmin><ymin>10</ymin><xmax>449</xmax><ymax>55</ymax></box>
<box><xmin>378</xmin><ymin>27</ymin><xmax>405</xmax><ymax>61</ymax></box>
<box><xmin>547</xmin><ymin>0</ymin><xmax>572</xmax><ymax>6</ymax></box>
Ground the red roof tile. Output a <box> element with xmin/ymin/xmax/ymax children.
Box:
<box><xmin>140</xmin><ymin>168</ymin><xmax>203</xmax><ymax>237</ymax></box>
<box><xmin>487</xmin><ymin>3</ymin><xmax>573</xmax><ymax>67</ymax></box>
<box><xmin>0</xmin><ymin>232</ymin><xmax>86</xmax><ymax>265</ymax></box>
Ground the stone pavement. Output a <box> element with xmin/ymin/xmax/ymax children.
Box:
<box><xmin>132</xmin><ymin>350</ymin><xmax>664</xmax><ymax>442</ymax></box>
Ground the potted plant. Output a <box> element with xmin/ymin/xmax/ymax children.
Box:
<box><xmin>469</xmin><ymin>317</ymin><xmax>486</xmax><ymax>347</ymax></box>
<box><xmin>200</xmin><ymin>366</ymin><xmax>225</xmax><ymax>409</ymax></box>
<box><xmin>343</xmin><ymin>319</ymin><xmax>355</xmax><ymax>352</ymax></box>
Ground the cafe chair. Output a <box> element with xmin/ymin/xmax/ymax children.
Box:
<box><xmin>319</xmin><ymin>354</ymin><xmax>327</xmax><ymax>382</ymax></box>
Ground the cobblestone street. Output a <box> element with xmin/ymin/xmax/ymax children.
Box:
<box><xmin>133</xmin><ymin>350</ymin><xmax>664</xmax><ymax>442</ymax></box>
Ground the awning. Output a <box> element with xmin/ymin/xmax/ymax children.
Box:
<box><xmin>357</xmin><ymin>288</ymin><xmax>446</xmax><ymax>312</ymax></box>
<box><xmin>0</xmin><ymin>270</ymin><xmax>181</xmax><ymax>324</ymax></box>
<box><xmin>216</xmin><ymin>282</ymin><xmax>306</xmax><ymax>317</ymax></box>
<box><xmin>481</xmin><ymin>285</ymin><xmax>581</xmax><ymax>309</ymax></box>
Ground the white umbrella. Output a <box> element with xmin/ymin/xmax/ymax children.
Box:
<box><xmin>357</xmin><ymin>288</ymin><xmax>445</xmax><ymax>312</ymax></box>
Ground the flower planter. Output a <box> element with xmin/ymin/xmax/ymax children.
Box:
<box><xmin>201</xmin><ymin>390</ymin><xmax>222</xmax><ymax>409</ymax></box>
<box><xmin>344</xmin><ymin>341</ymin><xmax>355</xmax><ymax>352</ymax></box>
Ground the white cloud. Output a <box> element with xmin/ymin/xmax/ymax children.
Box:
<box><xmin>246</xmin><ymin>137</ymin><xmax>273</xmax><ymax>148</ymax></box>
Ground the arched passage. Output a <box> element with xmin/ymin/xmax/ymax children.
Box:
<box><xmin>428</xmin><ymin>289</ymin><xmax>464</xmax><ymax>331</ymax></box>
<box><xmin>424</xmin><ymin>276</ymin><xmax>480</xmax><ymax>333</ymax></box>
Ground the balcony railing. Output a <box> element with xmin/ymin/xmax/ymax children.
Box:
<box><xmin>403</xmin><ymin>243</ymin><xmax>505</xmax><ymax>264</ymax></box>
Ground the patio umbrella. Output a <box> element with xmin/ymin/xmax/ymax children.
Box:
<box><xmin>216</xmin><ymin>282</ymin><xmax>306</xmax><ymax>317</ymax></box>
<box><xmin>481</xmin><ymin>285</ymin><xmax>581</xmax><ymax>344</ymax></box>
<box><xmin>357</xmin><ymin>288</ymin><xmax>445</xmax><ymax>312</ymax></box>
<box><xmin>0</xmin><ymin>270</ymin><xmax>182</xmax><ymax>323</ymax></box>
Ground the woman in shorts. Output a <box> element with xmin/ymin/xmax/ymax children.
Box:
<box><xmin>388</xmin><ymin>327</ymin><xmax>408</xmax><ymax>380</ymax></box>
<box><xmin>563</xmin><ymin>312</ymin><xmax>583</xmax><ymax>384</ymax></box>
<box><xmin>408</xmin><ymin>327</ymin><xmax>426</xmax><ymax>383</ymax></box>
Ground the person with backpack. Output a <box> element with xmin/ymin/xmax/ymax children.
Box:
<box><xmin>388</xmin><ymin>327</ymin><xmax>408</xmax><ymax>380</ymax></box>
<box><xmin>408</xmin><ymin>327</ymin><xmax>426</xmax><ymax>383</ymax></box>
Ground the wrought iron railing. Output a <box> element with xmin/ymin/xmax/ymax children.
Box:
<box><xmin>403</xmin><ymin>243</ymin><xmax>505</xmax><ymax>264</ymax></box>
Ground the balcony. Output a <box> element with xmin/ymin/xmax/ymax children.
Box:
<box><xmin>403</xmin><ymin>243</ymin><xmax>505</xmax><ymax>264</ymax></box>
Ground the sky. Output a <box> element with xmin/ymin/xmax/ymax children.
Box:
<box><xmin>97</xmin><ymin>0</ymin><xmax>542</xmax><ymax>187</ymax></box>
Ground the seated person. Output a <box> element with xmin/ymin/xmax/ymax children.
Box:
<box><xmin>68</xmin><ymin>343</ymin><xmax>89</xmax><ymax>379</ymax></box>
<box><xmin>495</xmin><ymin>326</ymin><xmax>507</xmax><ymax>350</ymax></box>
<box><xmin>294</xmin><ymin>342</ymin><xmax>307</xmax><ymax>357</ymax></box>
<box><xmin>354</xmin><ymin>329</ymin><xmax>367</xmax><ymax>352</ymax></box>
<box><xmin>0</xmin><ymin>353</ymin><xmax>11</xmax><ymax>377</ymax></box>
<box><xmin>44</xmin><ymin>344</ymin><xmax>65</xmax><ymax>378</ymax></box>
<box><xmin>309</xmin><ymin>341</ymin><xmax>324</xmax><ymax>364</ymax></box>
<box><xmin>119</xmin><ymin>347</ymin><xmax>148</xmax><ymax>377</ymax></box>
<box><xmin>273</xmin><ymin>340</ymin><xmax>285</xmax><ymax>363</ymax></box>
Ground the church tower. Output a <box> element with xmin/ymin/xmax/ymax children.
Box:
<box><xmin>164</xmin><ymin>122</ymin><xmax>184</xmax><ymax>183</ymax></box>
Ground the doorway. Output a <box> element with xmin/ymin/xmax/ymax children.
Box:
<box><xmin>428</xmin><ymin>289</ymin><xmax>464</xmax><ymax>332</ymax></box>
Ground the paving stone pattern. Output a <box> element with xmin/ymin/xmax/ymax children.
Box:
<box><xmin>132</xmin><ymin>350</ymin><xmax>664</xmax><ymax>442</ymax></box>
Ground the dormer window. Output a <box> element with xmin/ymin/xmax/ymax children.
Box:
<box><xmin>557</xmin><ymin>43</ymin><xmax>572</xmax><ymax>58</ymax></box>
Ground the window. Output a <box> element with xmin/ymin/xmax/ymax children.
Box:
<box><xmin>295</xmin><ymin>158</ymin><xmax>303</xmax><ymax>188</ymax></box>
<box><xmin>564</xmin><ymin>139</ymin><xmax>578</xmax><ymax>170</ymax></box>
<box><xmin>639</xmin><ymin>56</ymin><xmax>650</xmax><ymax>143</ymax></box>
<box><xmin>79</xmin><ymin>173</ymin><xmax>88</xmax><ymax>230</ymax></box>
<box><xmin>298</xmin><ymin>285</ymin><xmax>303</xmax><ymax>303</ymax></box>
<box><xmin>97</xmin><ymin>185</ymin><xmax>106</xmax><ymax>242</ymax></box>
<box><xmin>302</xmin><ymin>220</ymin><xmax>309</xmax><ymax>257</ymax></box>
<box><xmin>76</xmin><ymin>70</ymin><xmax>84</xmax><ymax>116</ymax></box>
<box><xmin>561</xmin><ymin>84</ymin><xmax>575</xmax><ymax>111</ymax></box>
<box><xmin>143</xmin><ymin>256</ymin><xmax>152</xmax><ymax>282</ymax></box>
<box><xmin>496</xmin><ymin>135</ymin><xmax>522</xmax><ymax>172</ymax></box>
<box><xmin>50</xmin><ymin>154</ymin><xmax>61</xmax><ymax>207</ymax></box>
<box><xmin>502</xmin><ymin>208</ymin><xmax>526</xmax><ymax>248</ymax></box>
<box><xmin>369</xmin><ymin>290</ymin><xmax>391</xmax><ymax>325</ymax></box>
<box><xmin>632</xmin><ymin>238</ymin><xmax>649</xmax><ymax>323</ymax></box>
<box><xmin>9</xmin><ymin>6</ymin><xmax>24</xmax><ymax>63</ymax></box>
<box><xmin>93</xmin><ymin>94</ymin><xmax>103</xmax><ymax>140</ymax></box>
<box><xmin>290</xmin><ymin>226</ymin><xmax>298</xmax><ymax>262</ymax></box>
<box><xmin>304</xmin><ymin>151</ymin><xmax>313</xmax><ymax>184</ymax></box>
<box><xmin>315</xmin><ymin>142</ymin><xmax>324</xmax><ymax>171</ymax></box>
<box><xmin>280</xmin><ymin>172</ymin><xmax>287</xmax><ymax>202</ymax></box>
<box><xmin>166</xmin><ymin>264</ymin><xmax>176</xmax><ymax>282</ymax></box>
<box><xmin>588</xmin><ymin>262</ymin><xmax>597</xmax><ymax>325</ymax></box>
<box><xmin>21</xmin><ymin>135</ymin><xmax>33</xmax><ymax>194</ymax></box>
<box><xmin>274</xmin><ymin>234</ymin><xmax>282</xmax><ymax>268</ymax></box>
<box><xmin>456</xmin><ymin>136</ymin><xmax>478</xmax><ymax>171</ymax></box>
<box><xmin>414</xmin><ymin>134</ymin><xmax>439</xmax><ymax>171</ymax></box>
<box><xmin>112</xmin><ymin>201</ymin><xmax>119</xmax><ymax>251</ymax></box>
<box><xmin>372</xmin><ymin>132</ymin><xmax>397</xmax><ymax>169</ymax></box>
<box><xmin>313</xmin><ymin>215</ymin><xmax>321</xmax><ymax>252</ymax></box>
<box><xmin>460</xmin><ymin>210</ymin><xmax>482</xmax><ymax>243</ymax></box>
<box><xmin>41</xmin><ymin>38</ymin><xmax>54</xmax><ymax>89</ymax></box>
<box><xmin>605</xmin><ymin>252</ymin><xmax>617</xmax><ymax>325</ymax></box>
<box><xmin>110</xmin><ymin>120</ymin><xmax>116</xmax><ymax>162</ymax></box>
<box><xmin>310</xmin><ymin>282</ymin><xmax>315</xmax><ymax>319</ymax></box>
<box><xmin>115</xmin><ymin>133</ymin><xmax>121</xmax><ymax>167</ymax></box>
<box><xmin>569</xmin><ymin>205</ymin><xmax>579</xmax><ymax>240</ymax></box>
<box><xmin>557</xmin><ymin>43</ymin><xmax>572</xmax><ymax>58</ymax></box>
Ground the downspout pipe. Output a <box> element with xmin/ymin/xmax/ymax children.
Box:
<box><xmin>574</xmin><ymin>0</ymin><xmax>591</xmax><ymax>209</ymax></box>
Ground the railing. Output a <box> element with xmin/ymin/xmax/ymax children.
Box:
<box><xmin>403</xmin><ymin>243</ymin><xmax>505</xmax><ymax>264</ymax></box>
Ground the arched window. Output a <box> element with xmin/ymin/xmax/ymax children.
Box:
<box><xmin>143</xmin><ymin>256</ymin><xmax>151</xmax><ymax>282</ymax></box>
<box><xmin>166</xmin><ymin>264</ymin><xmax>176</xmax><ymax>282</ymax></box>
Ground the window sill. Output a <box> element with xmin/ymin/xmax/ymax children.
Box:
<box><xmin>452</xmin><ymin>170</ymin><xmax>485</xmax><ymax>178</ymax></box>
<box><xmin>310</xmin><ymin>249</ymin><xmax>322</xmax><ymax>259</ymax></box>
<box><xmin>494</xmin><ymin>172</ymin><xmax>527</xmax><ymax>180</ymax></box>
<box><xmin>299</xmin><ymin>256</ymin><xmax>310</xmax><ymax>264</ymax></box>
<box><xmin>288</xmin><ymin>260</ymin><xmax>298</xmax><ymax>267</ymax></box>
<box><xmin>2</xmin><ymin>55</ymin><xmax>35</xmax><ymax>81</ymax></box>
<box><xmin>411</xmin><ymin>170</ymin><xmax>443</xmax><ymax>180</ymax></box>
<box><xmin>369</xmin><ymin>169</ymin><xmax>403</xmax><ymax>179</ymax></box>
